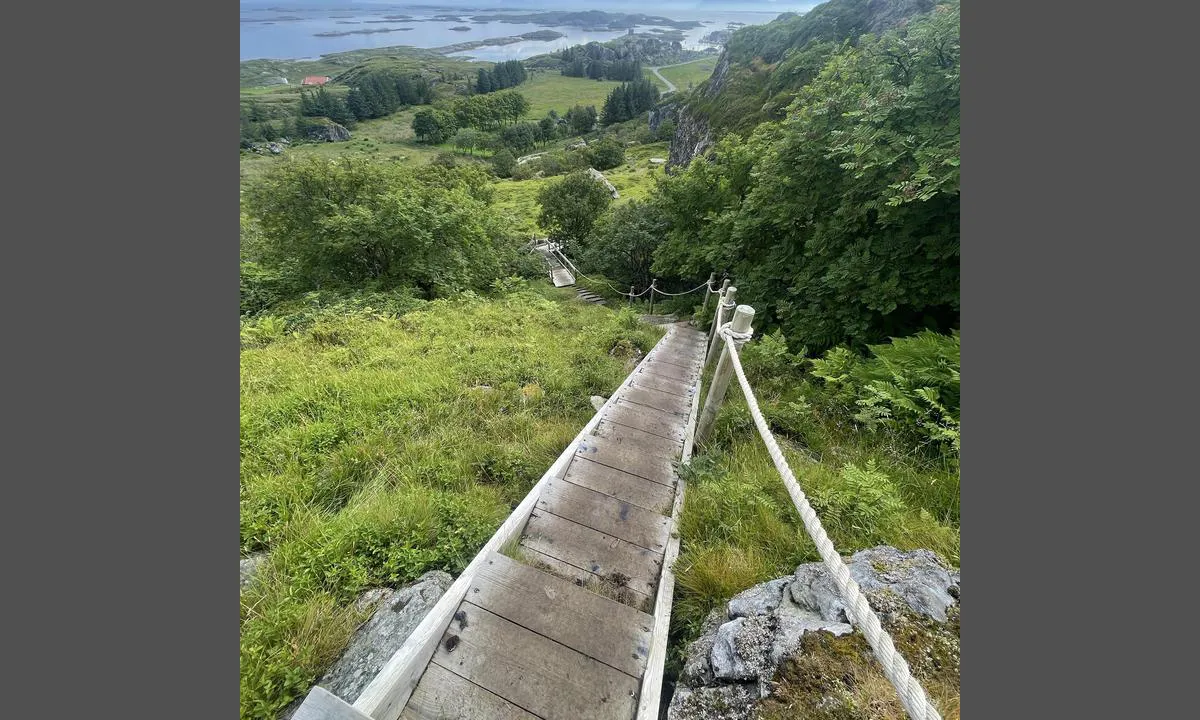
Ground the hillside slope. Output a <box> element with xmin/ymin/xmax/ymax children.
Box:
<box><xmin>661</xmin><ymin>0</ymin><xmax>937</xmax><ymax>167</ymax></box>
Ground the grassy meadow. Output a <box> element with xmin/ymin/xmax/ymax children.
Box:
<box><xmin>239</xmin><ymin>286</ymin><xmax>664</xmax><ymax>718</ymax></box>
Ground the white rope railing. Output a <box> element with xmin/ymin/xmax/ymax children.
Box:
<box><xmin>714</xmin><ymin>323</ymin><xmax>943</xmax><ymax>720</ymax></box>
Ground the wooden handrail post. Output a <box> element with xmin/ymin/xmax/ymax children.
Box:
<box><xmin>704</xmin><ymin>286</ymin><xmax>736</xmax><ymax>370</ymax></box>
<box><xmin>705</xmin><ymin>279</ymin><xmax>731</xmax><ymax>350</ymax></box>
<box><xmin>695</xmin><ymin>304</ymin><xmax>755</xmax><ymax>444</ymax></box>
<box><xmin>628</xmin><ymin>285</ymin><xmax>635</xmax><ymax>306</ymax></box>
<box><xmin>700</xmin><ymin>272</ymin><xmax>717</xmax><ymax>314</ymax></box>
<box><xmin>648</xmin><ymin>278</ymin><xmax>658</xmax><ymax>315</ymax></box>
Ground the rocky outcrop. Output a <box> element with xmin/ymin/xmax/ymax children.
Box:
<box><xmin>306</xmin><ymin>118</ymin><xmax>351</xmax><ymax>142</ymax></box>
<box><xmin>586</xmin><ymin>168</ymin><xmax>619</xmax><ymax>198</ymax></box>
<box><xmin>282</xmin><ymin>570</ymin><xmax>453</xmax><ymax>718</ymax></box>
<box><xmin>662</xmin><ymin>50</ymin><xmax>730</xmax><ymax>169</ymax></box>
<box><xmin>668</xmin><ymin>546</ymin><xmax>960</xmax><ymax>720</ymax></box>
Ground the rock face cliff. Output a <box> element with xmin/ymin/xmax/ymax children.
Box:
<box><xmin>668</xmin><ymin>546</ymin><xmax>960</xmax><ymax>720</ymax></box>
<box><xmin>657</xmin><ymin>50</ymin><xmax>731</xmax><ymax>169</ymax></box>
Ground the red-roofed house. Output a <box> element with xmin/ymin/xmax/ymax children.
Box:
<box><xmin>301</xmin><ymin>76</ymin><xmax>331</xmax><ymax>86</ymax></box>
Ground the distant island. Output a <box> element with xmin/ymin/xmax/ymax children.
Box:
<box><xmin>432</xmin><ymin>29</ymin><xmax>567</xmax><ymax>55</ymax></box>
<box><xmin>314</xmin><ymin>27</ymin><xmax>413</xmax><ymax>38</ymax></box>
<box><xmin>466</xmin><ymin>11</ymin><xmax>703</xmax><ymax>31</ymax></box>
<box><xmin>450</xmin><ymin>26</ymin><xmax>472</xmax><ymax>32</ymax></box>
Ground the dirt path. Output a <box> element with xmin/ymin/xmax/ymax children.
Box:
<box><xmin>648</xmin><ymin>66</ymin><xmax>677</xmax><ymax>94</ymax></box>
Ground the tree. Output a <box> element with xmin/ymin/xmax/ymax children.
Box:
<box><xmin>580</xmin><ymin>200</ymin><xmax>665</xmax><ymax>289</ymax></box>
<box><xmin>411</xmin><ymin>109</ymin><xmax>457</xmax><ymax>143</ymax></box>
<box><xmin>452</xmin><ymin>128</ymin><xmax>482</xmax><ymax>155</ymax></box>
<box><xmin>566</xmin><ymin>105</ymin><xmax>597</xmax><ymax>135</ymax></box>
<box><xmin>490</xmin><ymin>149</ymin><xmax>516</xmax><ymax>178</ymax></box>
<box><xmin>536</xmin><ymin>170</ymin><xmax>614</xmax><ymax>254</ymax></box>
<box><xmin>499</xmin><ymin>122</ymin><xmax>538</xmax><ymax>155</ymax></box>
<box><xmin>652</xmin><ymin>3</ymin><xmax>960</xmax><ymax>352</ymax></box>
<box><xmin>243</xmin><ymin>158</ymin><xmax>508</xmax><ymax>297</ymax></box>
<box><xmin>586</xmin><ymin>138</ymin><xmax>625</xmax><ymax>171</ymax></box>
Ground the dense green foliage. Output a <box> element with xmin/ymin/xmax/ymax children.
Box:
<box><xmin>410</xmin><ymin>108</ymin><xmax>458</xmax><ymax>143</ymax></box>
<box><xmin>536</xmin><ymin>171</ymin><xmax>614</xmax><ymax>253</ymax></box>
<box><xmin>566</xmin><ymin>104</ymin><xmax>599</xmax><ymax>135</ymax></box>
<box><xmin>653</xmin><ymin>3</ymin><xmax>960</xmax><ymax>352</ymax></box>
<box><xmin>585</xmin><ymin>137</ymin><xmax>626</xmax><ymax>171</ymax></box>
<box><xmin>345</xmin><ymin>69</ymin><xmax>433</xmax><ymax>120</ymax></box>
<box><xmin>451</xmin><ymin>90</ymin><xmax>532</xmax><ymax>131</ymax></box>
<box><xmin>242</xmin><ymin>158</ymin><xmax>515</xmax><ymax>299</ymax></box>
<box><xmin>578</xmin><ymin>200</ymin><xmax>666</xmax><ymax>290</ymax></box>
<box><xmin>476</xmin><ymin>60</ymin><xmax>529</xmax><ymax>93</ymax></box>
<box><xmin>600</xmin><ymin>78</ymin><xmax>661</xmax><ymax>125</ymax></box>
<box><xmin>299</xmin><ymin>87</ymin><xmax>355</xmax><ymax>128</ymax></box>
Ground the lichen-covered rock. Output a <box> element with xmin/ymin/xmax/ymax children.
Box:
<box><xmin>790</xmin><ymin>546</ymin><xmax>957</xmax><ymax>623</ymax></box>
<box><xmin>667</xmin><ymin>684</ymin><xmax>759</xmax><ymax>720</ymax></box>
<box><xmin>668</xmin><ymin>546</ymin><xmax>959</xmax><ymax>720</ymax></box>
<box><xmin>727</xmin><ymin>577</ymin><xmax>789</xmax><ymax>619</ymax></box>
<box><xmin>296</xmin><ymin>570</ymin><xmax>452</xmax><ymax>712</ymax></box>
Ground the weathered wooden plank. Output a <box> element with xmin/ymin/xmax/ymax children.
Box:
<box><xmin>603</xmin><ymin>401</ymin><xmax>687</xmax><ymax>442</ymax></box>
<box><xmin>403</xmin><ymin>663</ymin><xmax>538</xmax><ymax>720</ymax></box>
<box><xmin>592</xmin><ymin>420</ymin><xmax>685</xmax><ymax>460</ymax></box>
<box><xmin>576</xmin><ymin>435</ymin><xmax>677</xmax><ymax>486</ymax></box>
<box><xmin>634</xmin><ymin>360</ymin><xmax>698</xmax><ymax>384</ymax></box>
<box><xmin>538</xmin><ymin>479</ymin><xmax>671</xmax><ymax>552</ymax></box>
<box><xmin>618</xmin><ymin>386</ymin><xmax>693</xmax><ymax>416</ymax></box>
<box><xmin>516</xmin><ymin>545</ymin><xmax>654</xmax><ymax>612</ymax></box>
<box><xmin>647</xmin><ymin>346</ymin><xmax>703</xmax><ymax>366</ymax></box>
<box><xmin>471</xmin><ymin>553</ymin><xmax>654</xmax><ymax>678</ymax></box>
<box><xmin>294</xmin><ymin>687</ymin><xmax>374</xmax><ymax>720</ymax></box>
<box><xmin>431</xmin><ymin>602</ymin><xmax>640</xmax><ymax>720</ymax></box>
<box><xmin>629</xmin><ymin>370</ymin><xmax>697</xmax><ymax>397</ymax></box>
<box><xmin>562</xmin><ymin>456</ymin><xmax>675</xmax><ymax>514</ymax></box>
<box><xmin>520</xmin><ymin>510</ymin><xmax>661</xmax><ymax>599</ymax></box>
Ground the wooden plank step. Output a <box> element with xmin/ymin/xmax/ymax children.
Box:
<box><xmin>561</xmin><ymin>456</ymin><xmax>675</xmax><ymax>514</ymax></box>
<box><xmin>616</xmin><ymin>385</ymin><xmax>693</xmax><ymax>416</ymax></box>
<box><xmin>576</xmin><ymin>435</ymin><xmax>677</xmax><ymax>486</ymax></box>
<box><xmin>520</xmin><ymin>510</ymin><xmax>662</xmax><ymax>599</ymax></box>
<box><xmin>634</xmin><ymin>360</ymin><xmax>698</xmax><ymax>384</ymax></box>
<box><xmin>603</xmin><ymin>400</ymin><xmax>687</xmax><ymax>442</ymax></box>
<box><xmin>429</xmin><ymin>602</ymin><xmax>640</xmax><ymax>720</ymax></box>
<box><xmin>518</xmin><ymin>546</ymin><xmax>654</xmax><ymax>613</ymax></box>
<box><xmin>629</xmin><ymin>370</ymin><xmax>696</xmax><ymax>397</ymax></box>
<box><xmin>591</xmin><ymin>419</ymin><xmax>685</xmax><ymax>461</ymax></box>
<box><xmin>537</xmin><ymin>479</ymin><xmax>671</xmax><ymax>552</ymax></box>
<box><xmin>470</xmin><ymin>553</ymin><xmax>654</xmax><ymax>678</ymax></box>
<box><xmin>403</xmin><ymin>663</ymin><xmax>538</xmax><ymax>720</ymax></box>
<box><xmin>646</xmin><ymin>348</ymin><xmax>703</xmax><ymax>369</ymax></box>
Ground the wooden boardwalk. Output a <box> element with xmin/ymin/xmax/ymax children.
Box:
<box><xmin>400</xmin><ymin>324</ymin><xmax>708</xmax><ymax>720</ymax></box>
<box><xmin>533</xmin><ymin>242</ymin><xmax>575</xmax><ymax>287</ymax></box>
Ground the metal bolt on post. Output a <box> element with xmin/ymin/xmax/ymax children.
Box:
<box><xmin>696</xmin><ymin>304</ymin><xmax>755</xmax><ymax>444</ymax></box>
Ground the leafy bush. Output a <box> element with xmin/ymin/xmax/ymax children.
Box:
<box><xmin>243</xmin><ymin>158</ymin><xmax>513</xmax><ymax>299</ymax></box>
<box><xmin>586</xmin><ymin>137</ymin><xmax>626</xmax><ymax>171</ymax></box>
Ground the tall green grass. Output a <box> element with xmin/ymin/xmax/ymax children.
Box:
<box><xmin>240</xmin><ymin>287</ymin><xmax>662</xmax><ymax>718</ymax></box>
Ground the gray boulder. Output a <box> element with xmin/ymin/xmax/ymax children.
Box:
<box><xmin>288</xmin><ymin>570</ymin><xmax>452</xmax><ymax>716</ymax></box>
<box><xmin>668</xmin><ymin>545</ymin><xmax>959</xmax><ymax>720</ymax></box>
<box><xmin>240</xmin><ymin>553</ymin><xmax>268</xmax><ymax>591</ymax></box>
<box><xmin>305</xmin><ymin>118</ymin><xmax>351</xmax><ymax>142</ymax></box>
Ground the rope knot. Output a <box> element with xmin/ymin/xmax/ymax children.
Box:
<box><xmin>719</xmin><ymin>322</ymin><xmax>753</xmax><ymax>346</ymax></box>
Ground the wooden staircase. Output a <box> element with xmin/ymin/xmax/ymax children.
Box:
<box><xmin>399</xmin><ymin>325</ymin><xmax>708</xmax><ymax>720</ymax></box>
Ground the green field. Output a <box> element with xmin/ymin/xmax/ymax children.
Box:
<box><xmin>518</xmin><ymin>71</ymin><xmax>624</xmax><ymax>117</ymax></box>
<box><xmin>658</xmin><ymin>57</ymin><xmax>719</xmax><ymax>91</ymax></box>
